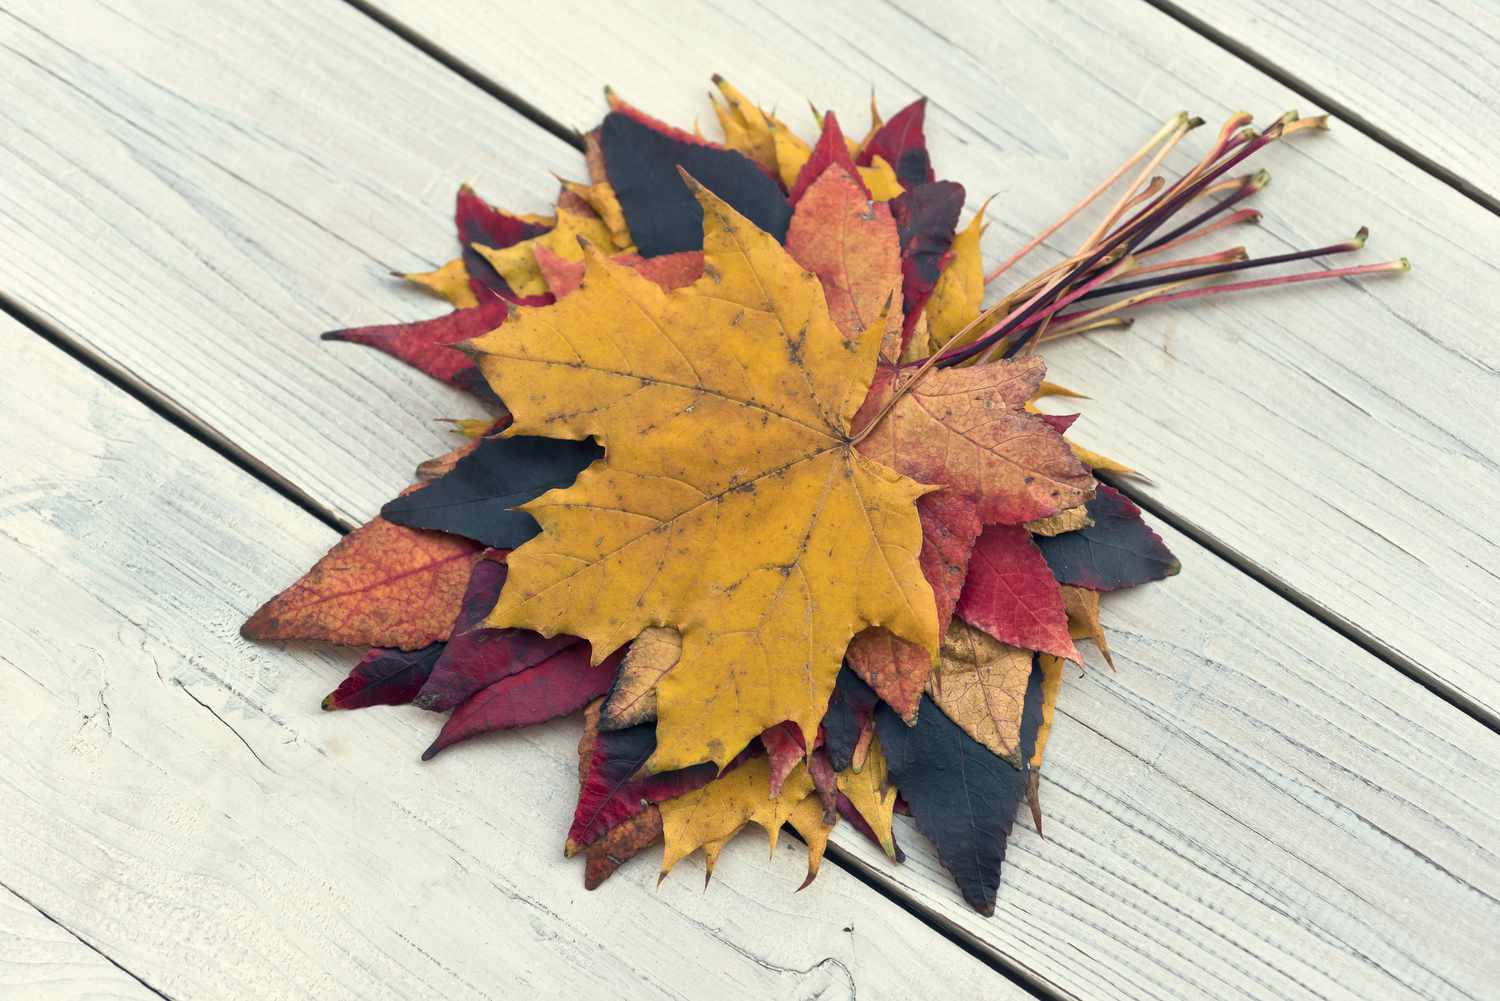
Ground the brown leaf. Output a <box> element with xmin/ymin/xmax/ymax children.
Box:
<box><xmin>1024</xmin><ymin>505</ymin><xmax>1092</xmax><ymax>536</ymax></box>
<box><xmin>584</xmin><ymin>806</ymin><xmax>663</xmax><ymax>890</ymax></box>
<box><xmin>598</xmin><ymin>626</ymin><xmax>680</xmax><ymax>731</ymax></box>
<box><xmin>1061</xmin><ymin>585</ymin><xmax>1115</xmax><ymax>669</ymax></box>
<box><xmin>925</xmin><ymin>618</ymin><xmax>1034</xmax><ymax>765</ymax></box>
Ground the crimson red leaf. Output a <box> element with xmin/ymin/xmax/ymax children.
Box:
<box><xmin>380</xmin><ymin>433</ymin><xmax>602</xmax><ymax>549</ymax></box>
<box><xmin>890</xmin><ymin>181</ymin><xmax>964</xmax><ymax>343</ymax></box>
<box><xmin>567</xmin><ymin>721</ymin><xmax>716</xmax><ymax>853</ymax></box>
<box><xmin>422</xmin><ymin>646</ymin><xmax>623</xmax><ymax>760</ymax></box>
<box><xmin>807</xmin><ymin>746</ymin><xmax>839</xmax><ymax>823</ymax></box>
<box><xmin>456</xmin><ymin>183</ymin><xmax>551</xmax><ymax>303</ymax></box>
<box><xmin>415</xmin><ymin>552</ymin><xmax>578</xmax><ymax>711</ymax></box>
<box><xmin>322</xmin><ymin>643</ymin><xmax>442</xmax><ymax>711</ymax></box>
<box><xmin>1035</xmin><ymin>483</ymin><xmax>1181</xmax><ymax>591</ymax></box>
<box><xmin>788</xmin><ymin>111</ymin><xmax>867</xmax><ymax>205</ymax></box>
<box><xmin>1039</xmin><ymin>412</ymin><xmax>1078</xmax><ymax>435</ymax></box>
<box><xmin>821</xmin><ymin>667</ymin><xmax>879</xmax><ymax>773</ymax></box>
<box><xmin>876</xmin><ymin>666</ymin><xmax>1044</xmax><ymax>915</ymax></box>
<box><xmin>320</xmin><ymin>300</ymin><xmax>507</xmax><ymax>402</ymax></box>
<box><xmin>857</xmin><ymin>98</ymin><xmax>934</xmax><ymax>189</ymax></box>
<box><xmin>600</xmin><ymin>111</ymin><xmax>792</xmax><ymax>256</ymax></box>
<box><xmin>957</xmin><ymin>524</ymin><xmax>1080</xmax><ymax>662</ymax></box>
<box><xmin>760</xmin><ymin>722</ymin><xmax>806</xmax><ymax>797</ymax></box>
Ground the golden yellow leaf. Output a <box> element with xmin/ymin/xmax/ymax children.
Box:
<box><xmin>1068</xmin><ymin>440</ymin><xmax>1137</xmax><ymax>477</ymax></box>
<box><xmin>470</xmin><ymin>180</ymin><xmax>938</xmax><ymax>773</ymax></box>
<box><xmin>444</xmin><ymin>418</ymin><xmax>497</xmax><ymax>440</ymax></box>
<box><xmin>598</xmin><ymin>626</ymin><xmax>681</xmax><ymax>730</ymax></box>
<box><xmin>659</xmin><ymin>756</ymin><xmax>814</xmax><ymax>875</ymax></box>
<box><xmin>710</xmin><ymin>75</ymin><xmax>779</xmax><ymax>173</ymax></box>
<box><xmin>1061</xmin><ymin>585</ymin><xmax>1115</xmax><ymax>669</ymax></box>
<box><xmin>401</xmin><ymin>258</ymin><xmax>477</xmax><ymax>308</ymax></box>
<box><xmin>926</xmin><ymin>200</ymin><xmax>990</xmax><ymax>351</ymax></box>
<box><xmin>925</xmin><ymin>618</ymin><xmax>1034</xmax><ymax>765</ymax></box>
<box><xmin>860</xmin><ymin>156</ymin><xmax>904</xmax><ymax>201</ymax></box>
<box><xmin>1025</xmin><ymin>505</ymin><xmax>1092</xmax><ymax>536</ymax></box>
<box><xmin>1030</xmin><ymin>653</ymin><xmax>1068</xmax><ymax>769</ymax></box>
<box><xmin>787</xmin><ymin>792</ymin><xmax>833</xmax><ymax>888</ymax></box>
<box><xmin>1033</xmin><ymin>380</ymin><xmax>1088</xmax><ymax>401</ymax></box>
<box><xmin>561</xmin><ymin>179</ymin><xmax>632</xmax><ymax>250</ymax></box>
<box><xmin>770</xmin><ymin>115</ymin><xmax>813</xmax><ymax>189</ymax></box>
<box><xmin>472</xmin><ymin>208</ymin><xmax>617</xmax><ymax>299</ymax></box>
<box><xmin>836</xmin><ymin>735</ymin><xmax>899</xmax><ymax>859</ymax></box>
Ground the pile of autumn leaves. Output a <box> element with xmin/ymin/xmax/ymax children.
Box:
<box><xmin>243</xmin><ymin>79</ymin><xmax>1178</xmax><ymax>914</ymax></box>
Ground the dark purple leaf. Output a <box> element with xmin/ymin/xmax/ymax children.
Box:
<box><xmin>857</xmin><ymin>98</ymin><xmax>934</xmax><ymax>188</ymax></box>
<box><xmin>414</xmin><ymin>551</ymin><xmax>579</xmax><ymax>711</ymax></box>
<box><xmin>322</xmin><ymin>643</ymin><xmax>442</xmax><ymax>711</ymax></box>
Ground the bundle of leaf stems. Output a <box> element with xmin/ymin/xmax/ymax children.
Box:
<box><xmin>930</xmin><ymin>110</ymin><xmax>1409</xmax><ymax>370</ymax></box>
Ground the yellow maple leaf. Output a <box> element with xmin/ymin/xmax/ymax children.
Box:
<box><xmin>659</xmin><ymin>756</ymin><xmax>816</xmax><ymax>876</ymax></box>
<box><xmin>710</xmin><ymin>75</ymin><xmax>779</xmax><ymax>173</ymax></box>
<box><xmin>561</xmin><ymin>179</ymin><xmax>633</xmax><ymax>250</ymax></box>
<box><xmin>470</xmin><ymin>179</ymin><xmax>938</xmax><ymax>773</ymax></box>
<box><xmin>836</xmin><ymin>734</ymin><xmax>899</xmax><ymax>859</ymax></box>
<box><xmin>401</xmin><ymin>258</ymin><xmax>477</xmax><ymax>308</ymax></box>
<box><xmin>472</xmin><ymin>208</ymin><xmax>617</xmax><ymax>299</ymax></box>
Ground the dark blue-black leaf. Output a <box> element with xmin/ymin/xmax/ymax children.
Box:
<box><xmin>600</xmin><ymin>111</ymin><xmax>792</xmax><ymax>256</ymax></box>
<box><xmin>877</xmin><ymin>664</ymin><xmax>1043</xmax><ymax>915</ymax></box>
<box><xmin>821</xmin><ymin>665</ymin><xmax>878</xmax><ymax>772</ymax></box>
<box><xmin>381</xmin><ymin>435</ymin><xmax>602</xmax><ymax>549</ymax></box>
<box><xmin>1035</xmin><ymin>482</ymin><xmax>1181</xmax><ymax>591</ymax></box>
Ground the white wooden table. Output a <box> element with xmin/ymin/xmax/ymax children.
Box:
<box><xmin>2</xmin><ymin>2</ymin><xmax>1497</xmax><ymax>998</ymax></box>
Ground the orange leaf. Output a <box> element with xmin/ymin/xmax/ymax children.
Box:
<box><xmin>242</xmin><ymin>516</ymin><xmax>479</xmax><ymax>650</ymax></box>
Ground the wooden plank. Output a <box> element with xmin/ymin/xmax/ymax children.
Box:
<box><xmin>1162</xmin><ymin>0</ymin><xmax>1500</xmax><ymax>205</ymax></box>
<box><xmin>364</xmin><ymin>0</ymin><xmax>1500</xmax><ymax>720</ymax></box>
<box><xmin>0</xmin><ymin>0</ymin><xmax>576</xmax><ymax>529</ymax></box>
<box><xmin>0</xmin><ymin>886</ymin><xmax>159</xmax><ymax>1001</ymax></box>
<box><xmin>9</xmin><ymin>306</ymin><xmax>1500</xmax><ymax>1001</ymax></box>
<box><xmin>0</xmin><ymin>317</ymin><xmax>1020</xmax><ymax>1000</ymax></box>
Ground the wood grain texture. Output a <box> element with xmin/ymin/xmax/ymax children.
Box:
<box><xmin>0</xmin><ymin>317</ymin><xmax>1018</xmax><ymax>1000</ymax></box>
<box><xmin>0</xmin><ymin>886</ymin><xmax>159</xmax><ymax>1001</ymax></box>
<box><xmin>365</xmin><ymin>0</ymin><xmax>1500</xmax><ymax>720</ymax></box>
<box><xmin>0</xmin><ymin>0</ymin><xmax>576</xmax><ymax>529</ymax></box>
<box><xmin>1166</xmin><ymin>0</ymin><xmax>1500</xmax><ymax>203</ymax></box>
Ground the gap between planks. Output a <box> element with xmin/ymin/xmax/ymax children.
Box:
<box><xmin>324</xmin><ymin>0</ymin><xmax>1500</xmax><ymax>740</ymax></box>
<box><xmin>0</xmin><ymin>882</ymin><xmax>174</xmax><ymax>1001</ymax></box>
<box><xmin>1139</xmin><ymin>0</ymin><xmax>1500</xmax><ymax>217</ymax></box>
